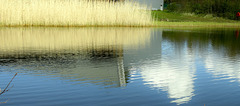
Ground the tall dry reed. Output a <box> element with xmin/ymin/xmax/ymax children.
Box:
<box><xmin>0</xmin><ymin>0</ymin><xmax>152</xmax><ymax>27</ymax></box>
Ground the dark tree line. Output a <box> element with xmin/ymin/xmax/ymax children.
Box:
<box><xmin>165</xmin><ymin>0</ymin><xmax>240</xmax><ymax>20</ymax></box>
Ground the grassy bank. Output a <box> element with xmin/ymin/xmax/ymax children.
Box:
<box><xmin>152</xmin><ymin>11</ymin><xmax>240</xmax><ymax>27</ymax></box>
<box><xmin>153</xmin><ymin>21</ymin><xmax>240</xmax><ymax>28</ymax></box>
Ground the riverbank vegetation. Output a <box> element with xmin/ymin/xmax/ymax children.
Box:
<box><xmin>164</xmin><ymin>0</ymin><xmax>240</xmax><ymax>20</ymax></box>
<box><xmin>153</xmin><ymin>21</ymin><xmax>240</xmax><ymax>28</ymax></box>
<box><xmin>152</xmin><ymin>11</ymin><xmax>240</xmax><ymax>27</ymax></box>
<box><xmin>0</xmin><ymin>0</ymin><xmax>152</xmax><ymax>27</ymax></box>
<box><xmin>0</xmin><ymin>0</ymin><xmax>239</xmax><ymax>27</ymax></box>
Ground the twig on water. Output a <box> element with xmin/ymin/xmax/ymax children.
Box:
<box><xmin>0</xmin><ymin>99</ymin><xmax>9</xmax><ymax>104</ymax></box>
<box><xmin>0</xmin><ymin>73</ymin><xmax>17</xmax><ymax>96</ymax></box>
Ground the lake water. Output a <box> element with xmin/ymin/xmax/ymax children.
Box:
<box><xmin>0</xmin><ymin>27</ymin><xmax>240</xmax><ymax>106</ymax></box>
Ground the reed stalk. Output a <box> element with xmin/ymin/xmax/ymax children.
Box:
<box><xmin>0</xmin><ymin>0</ymin><xmax>152</xmax><ymax>27</ymax></box>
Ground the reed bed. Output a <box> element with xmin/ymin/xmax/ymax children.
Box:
<box><xmin>0</xmin><ymin>0</ymin><xmax>152</xmax><ymax>27</ymax></box>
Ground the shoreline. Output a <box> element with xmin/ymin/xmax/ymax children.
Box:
<box><xmin>153</xmin><ymin>21</ymin><xmax>240</xmax><ymax>28</ymax></box>
<box><xmin>0</xmin><ymin>21</ymin><xmax>239</xmax><ymax>28</ymax></box>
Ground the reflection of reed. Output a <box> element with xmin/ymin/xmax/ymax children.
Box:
<box><xmin>0</xmin><ymin>27</ymin><xmax>151</xmax><ymax>88</ymax></box>
<box><xmin>0</xmin><ymin>27</ymin><xmax>151</xmax><ymax>58</ymax></box>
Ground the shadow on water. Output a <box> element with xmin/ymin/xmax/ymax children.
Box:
<box><xmin>0</xmin><ymin>27</ymin><xmax>153</xmax><ymax>88</ymax></box>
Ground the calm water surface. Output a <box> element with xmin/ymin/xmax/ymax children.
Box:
<box><xmin>0</xmin><ymin>27</ymin><xmax>240</xmax><ymax>106</ymax></box>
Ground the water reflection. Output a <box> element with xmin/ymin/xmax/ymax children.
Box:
<box><xmin>162</xmin><ymin>29</ymin><xmax>240</xmax><ymax>84</ymax></box>
<box><xmin>139</xmin><ymin>55</ymin><xmax>196</xmax><ymax>105</ymax></box>
<box><xmin>203</xmin><ymin>29</ymin><xmax>240</xmax><ymax>83</ymax></box>
<box><xmin>0</xmin><ymin>27</ymin><xmax>151</xmax><ymax>58</ymax></box>
<box><xmin>131</xmin><ymin>31</ymin><xmax>196</xmax><ymax>105</ymax></box>
<box><xmin>0</xmin><ymin>27</ymin><xmax>152</xmax><ymax>88</ymax></box>
<box><xmin>236</xmin><ymin>30</ymin><xmax>239</xmax><ymax>39</ymax></box>
<box><xmin>128</xmin><ymin>28</ymin><xmax>240</xmax><ymax>105</ymax></box>
<box><xmin>205</xmin><ymin>52</ymin><xmax>240</xmax><ymax>82</ymax></box>
<box><xmin>1</xmin><ymin>28</ymin><xmax>240</xmax><ymax>105</ymax></box>
<box><xmin>163</xmin><ymin>28</ymin><xmax>240</xmax><ymax>58</ymax></box>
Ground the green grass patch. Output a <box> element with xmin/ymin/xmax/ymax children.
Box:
<box><xmin>153</xmin><ymin>21</ymin><xmax>240</xmax><ymax>28</ymax></box>
<box><xmin>152</xmin><ymin>11</ymin><xmax>239</xmax><ymax>23</ymax></box>
<box><xmin>152</xmin><ymin>11</ymin><xmax>240</xmax><ymax>27</ymax></box>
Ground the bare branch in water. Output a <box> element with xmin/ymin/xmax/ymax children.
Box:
<box><xmin>0</xmin><ymin>73</ymin><xmax>17</xmax><ymax>95</ymax></box>
<box><xmin>0</xmin><ymin>99</ymin><xmax>9</xmax><ymax>104</ymax></box>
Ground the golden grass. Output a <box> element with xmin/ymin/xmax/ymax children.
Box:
<box><xmin>0</xmin><ymin>27</ymin><xmax>152</xmax><ymax>57</ymax></box>
<box><xmin>0</xmin><ymin>0</ymin><xmax>152</xmax><ymax>27</ymax></box>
